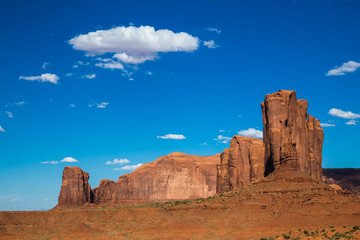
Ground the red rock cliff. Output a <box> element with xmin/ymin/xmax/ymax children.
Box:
<box><xmin>92</xmin><ymin>152</ymin><xmax>219</xmax><ymax>206</ymax></box>
<box><xmin>261</xmin><ymin>90</ymin><xmax>324</xmax><ymax>179</ymax></box>
<box><xmin>217</xmin><ymin>136</ymin><xmax>264</xmax><ymax>193</ymax></box>
<box><xmin>57</xmin><ymin>167</ymin><xmax>93</xmax><ymax>207</ymax></box>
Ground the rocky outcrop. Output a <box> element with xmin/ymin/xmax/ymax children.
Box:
<box><xmin>323</xmin><ymin>168</ymin><xmax>360</xmax><ymax>195</ymax></box>
<box><xmin>217</xmin><ymin>136</ymin><xmax>264</xmax><ymax>193</ymax></box>
<box><xmin>261</xmin><ymin>90</ymin><xmax>324</xmax><ymax>179</ymax></box>
<box><xmin>57</xmin><ymin>167</ymin><xmax>93</xmax><ymax>207</ymax></box>
<box><xmin>91</xmin><ymin>152</ymin><xmax>219</xmax><ymax>206</ymax></box>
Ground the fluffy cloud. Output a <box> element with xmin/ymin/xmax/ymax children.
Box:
<box><xmin>157</xmin><ymin>134</ymin><xmax>186</xmax><ymax>140</ymax></box>
<box><xmin>41</xmin><ymin>161</ymin><xmax>59</xmax><ymax>164</ymax></box>
<box><xmin>214</xmin><ymin>135</ymin><xmax>231</xmax><ymax>144</ymax></box>
<box><xmin>346</xmin><ymin>120</ymin><xmax>358</xmax><ymax>125</ymax></box>
<box><xmin>106</xmin><ymin>158</ymin><xmax>130</xmax><ymax>165</ymax></box>
<box><xmin>0</xmin><ymin>125</ymin><xmax>5</xmax><ymax>132</ymax></box>
<box><xmin>89</xmin><ymin>102</ymin><xmax>109</xmax><ymax>108</ymax></box>
<box><xmin>113</xmin><ymin>163</ymin><xmax>143</xmax><ymax>171</ymax></box>
<box><xmin>203</xmin><ymin>40</ymin><xmax>219</xmax><ymax>49</ymax></box>
<box><xmin>329</xmin><ymin>108</ymin><xmax>360</xmax><ymax>119</ymax></box>
<box><xmin>5</xmin><ymin>111</ymin><xmax>13</xmax><ymax>118</ymax></box>
<box><xmin>95</xmin><ymin>58</ymin><xmax>124</xmax><ymax>70</ymax></box>
<box><xmin>84</xmin><ymin>74</ymin><xmax>96</xmax><ymax>79</ymax></box>
<box><xmin>206</xmin><ymin>27</ymin><xmax>222</xmax><ymax>34</ymax></box>
<box><xmin>238</xmin><ymin>128</ymin><xmax>263</xmax><ymax>139</ymax></box>
<box><xmin>320</xmin><ymin>123</ymin><xmax>335</xmax><ymax>127</ymax></box>
<box><xmin>60</xmin><ymin>157</ymin><xmax>79</xmax><ymax>163</ymax></box>
<box><xmin>19</xmin><ymin>73</ymin><xmax>59</xmax><ymax>84</ymax></box>
<box><xmin>326</xmin><ymin>60</ymin><xmax>360</xmax><ymax>76</ymax></box>
<box><xmin>69</xmin><ymin>25</ymin><xmax>199</xmax><ymax>65</ymax></box>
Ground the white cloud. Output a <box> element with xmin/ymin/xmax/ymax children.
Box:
<box><xmin>157</xmin><ymin>134</ymin><xmax>186</xmax><ymax>140</ymax></box>
<box><xmin>69</xmin><ymin>25</ymin><xmax>199</xmax><ymax>65</ymax></box>
<box><xmin>15</xmin><ymin>101</ymin><xmax>25</xmax><ymax>106</ymax></box>
<box><xmin>5</xmin><ymin>111</ymin><xmax>13</xmax><ymax>118</ymax></box>
<box><xmin>129</xmin><ymin>78</ymin><xmax>134</xmax><ymax>81</ymax></box>
<box><xmin>89</xmin><ymin>102</ymin><xmax>109</xmax><ymax>108</ymax></box>
<box><xmin>147</xmin><ymin>71</ymin><xmax>153</xmax><ymax>75</ymax></box>
<box><xmin>84</xmin><ymin>74</ymin><xmax>96</xmax><ymax>79</ymax></box>
<box><xmin>60</xmin><ymin>157</ymin><xmax>78</xmax><ymax>163</ymax></box>
<box><xmin>326</xmin><ymin>60</ymin><xmax>360</xmax><ymax>76</ymax></box>
<box><xmin>203</xmin><ymin>40</ymin><xmax>219</xmax><ymax>49</ymax></box>
<box><xmin>218</xmin><ymin>130</ymin><xmax>225</xmax><ymax>132</ymax></box>
<box><xmin>106</xmin><ymin>158</ymin><xmax>130</xmax><ymax>165</ymax></box>
<box><xmin>95</xmin><ymin>60</ymin><xmax>123</xmax><ymax>70</ymax></box>
<box><xmin>320</xmin><ymin>123</ymin><xmax>335</xmax><ymax>127</ymax></box>
<box><xmin>73</xmin><ymin>61</ymin><xmax>90</xmax><ymax>68</ymax></box>
<box><xmin>346</xmin><ymin>120</ymin><xmax>358</xmax><ymax>125</ymax></box>
<box><xmin>41</xmin><ymin>161</ymin><xmax>59</xmax><ymax>164</ymax></box>
<box><xmin>206</xmin><ymin>27</ymin><xmax>222</xmax><ymax>34</ymax></box>
<box><xmin>329</xmin><ymin>108</ymin><xmax>360</xmax><ymax>119</ymax></box>
<box><xmin>69</xmin><ymin>103</ymin><xmax>76</xmax><ymax>108</ymax></box>
<box><xmin>200</xmin><ymin>142</ymin><xmax>208</xmax><ymax>146</ymax></box>
<box><xmin>0</xmin><ymin>125</ymin><xmax>5</xmax><ymax>132</ymax></box>
<box><xmin>113</xmin><ymin>163</ymin><xmax>143</xmax><ymax>171</ymax></box>
<box><xmin>65</xmin><ymin>73</ymin><xmax>73</xmax><ymax>77</ymax></box>
<box><xmin>238</xmin><ymin>128</ymin><xmax>263</xmax><ymax>139</ymax></box>
<box><xmin>19</xmin><ymin>73</ymin><xmax>59</xmax><ymax>84</ymax></box>
<box><xmin>42</xmin><ymin>62</ymin><xmax>50</xmax><ymax>69</ymax></box>
<box><xmin>214</xmin><ymin>135</ymin><xmax>231</xmax><ymax>144</ymax></box>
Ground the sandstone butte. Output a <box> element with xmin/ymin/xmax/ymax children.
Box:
<box><xmin>56</xmin><ymin>152</ymin><xmax>219</xmax><ymax>208</ymax></box>
<box><xmin>56</xmin><ymin>90</ymin><xmax>359</xmax><ymax>208</ymax></box>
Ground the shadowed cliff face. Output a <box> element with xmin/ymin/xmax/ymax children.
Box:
<box><xmin>323</xmin><ymin>168</ymin><xmax>360</xmax><ymax>195</ymax></box>
<box><xmin>92</xmin><ymin>153</ymin><xmax>219</xmax><ymax>205</ymax></box>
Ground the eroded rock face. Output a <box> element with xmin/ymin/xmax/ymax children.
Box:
<box><xmin>323</xmin><ymin>168</ymin><xmax>360</xmax><ymax>195</ymax></box>
<box><xmin>92</xmin><ymin>152</ymin><xmax>219</xmax><ymax>206</ymax></box>
<box><xmin>217</xmin><ymin>136</ymin><xmax>264</xmax><ymax>193</ymax></box>
<box><xmin>58</xmin><ymin>167</ymin><xmax>93</xmax><ymax>206</ymax></box>
<box><xmin>261</xmin><ymin>90</ymin><xmax>324</xmax><ymax>180</ymax></box>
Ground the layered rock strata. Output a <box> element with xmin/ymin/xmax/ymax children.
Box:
<box><xmin>217</xmin><ymin>136</ymin><xmax>264</xmax><ymax>193</ymax></box>
<box><xmin>261</xmin><ymin>90</ymin><xmax>324</xmax><ymax>179</ymax></box>
<box><xmin>58</xmin><ymin>167</ymin><xmax>93</xmax><ymax>206</ymax></box>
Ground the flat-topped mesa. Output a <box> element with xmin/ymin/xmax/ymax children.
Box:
<box><xmin>261</xmin><ymin>90</ymin><xmax>324</xmax><ymax>179</ymax></box>
<box><xmin>92</xmin><ymin>152</ymin><xmax>220</xmax><ymax>206</ymax></box>
<box><xmin>57</xmin><ymin>167</ymin><xmax>93</xmax><ymax>207</ymax></box>
<box><xmin>217</xmin><ymin>136</ymin><xmax>264</xmax><ymax>193</ymax></box>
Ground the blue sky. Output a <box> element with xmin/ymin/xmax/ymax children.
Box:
<box><xmin>1</xmin><ymin>0</ymin><xmax>360</xmax><ymax>210</ymax></box>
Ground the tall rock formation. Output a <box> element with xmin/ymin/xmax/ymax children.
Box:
<box><xmin>261</xmin><ymin>90</ymin><xmax>324</xmax><ymax>179</ymax></box>
<box><xmin>58</xmin><ymin>167</ymin><xmax>93</xmax><ymax>207</ymax></box>
<box><xmin>217</xmin><ymin>136</ymin><xmax>264</xmax><ymax>193</ymax></box>
<box><xmin>91</xmin><ymin>152</ymin><xmax>219</xmax><ymax>206</ymax></box>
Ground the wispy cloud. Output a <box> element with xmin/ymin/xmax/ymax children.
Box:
<box><xmin>41</xmin><ymin>161</ymin><xmax>59</xmax><ymax>164</ymax></box>
<box><xmin>0</xmin><ymin>125</ymin><xmax>5</xmax><ymax>132</ymax></box>
<box><xmin>329</xmin><ymin>108</ymin><xmax>360</xmax><ymax>119</ymax></box>
<box><xmin>203</xmin><ymin>40</ymin><xmax>219</xmax><ymax>49</ymax></box>
<box><xmin>200</xmin><ymin>142</ymin><xmax>208</xmax><ymax>146</ymax></box>
<box><xmin>73</xmin><ymin>61</ymin><xmax>90</xmax><ymax>68</ymax></box>
<box><xmin>214</xmin><ymin>135</ymin><xmax>231</xmax><ymax>144</ymax></box>
<box><xmin>238</xmin><ymin>128</ymin><xmax>263</xmax><ymax>138</ymax></box>
<box><xmin>89</xmin><ymin>102</ymin><xmax>109</xmax><ymax>108</ymax></box>
<box><xmin>69</xmin><ymin>103</ymin><xmax>76</xmax><ymax>108</ymax></box>
<box><xmin>157</xmin><ymin>134</ymin><xmax>186</xmax><ymax>140</ymax></box>
<box><xmin>15</xmin><ymin>101</ymin><xmax>26</xmax><ymax>106</ymax></box>
<box><xmin>346</xmin><ymin>120</ymin><xmax>358</xmax><ymax>125</ymax></box>
<box><xmin>95</xmin><ymin>58</ymin><xmax>124</xmax><ymax>70</ymax></box>
<box><xmin>19</xmin><ymin>73</ymin><xmax>59</xmax><ymax>84</ymax></box>
<box><xmin>206</xmin><ymin>27</ymin><xmax>221</xmax><ymax>34</ymax></box>
<box><xmin>60</xmin><ymin>157</ymin><xmax>78</xmax><ymax>163</ymax></box>
<box><xmin>106</xmin><ymin>158</ymin><xmax>130</xmax><ymax>165</ymax></box>
<box><xmin>320</xmin><ymin>123</ymin><xmax>335</xmax><ymax>127</ymax></box>
<box><xmin>113</xmin><ymin>163</ymin><xmax>143</xmax><ymax>171</ymax></box>
<box><xmin>326</xmin><ymin>60</ymin><xmax>360</xmax><ymax>76</ymax></box>
<box><xmin>42</xmin><ymin>62</ymin><xmax>50</xmax><ymax>69</ymax></box>
<box><xmin>69</xmin><ymin>25</ymin><xmax>199</xmax><ymax>66</ymax></box>
<box><xmin>5</xmin><ymin>111</ymin><xmax>13</xmax><ymax>118</ymax></box>
<box><xmin>83</xmin><ymin>74</ymin><xmax>96</xmax><ymax>79</ymax></box>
